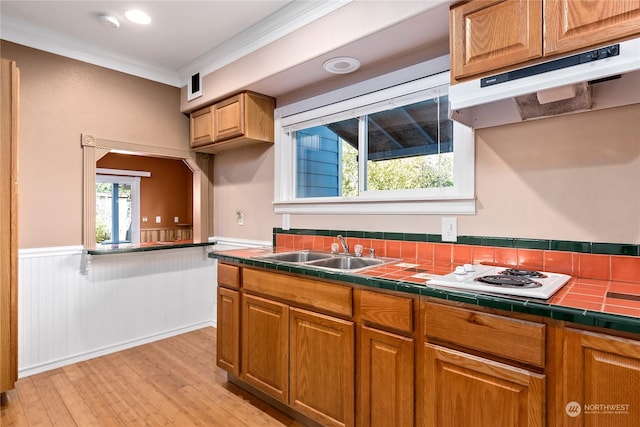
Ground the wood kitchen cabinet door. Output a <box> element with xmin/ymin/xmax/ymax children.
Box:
<box><xmin>450</xmin><ymin>0</ymin><xmax>543</xmax><ymax>81</ymax></box>
<box><xmin>241</xmin><ymin>294</ymin><xmax>289</xmax><ymax>403</ymax></box>
<box><xmin>545</xmin><ymin>0</ymin><xmax>640</xmax><ymax>56</ymax></box>
<box><xmin>423</xmin><ymin>343</ymin><xmax>545</xmax><ymax>427</ymax></box>
<box><xmin>213</xmin><ymin>93</ymin><xmax>244</xmax><ymax>142</ymax></box>
<box><xmin>216</xmin><ymin>287</ymin><xmax>240</xmax><ymax>376</ymax></box>
<box><xmin>189</xmin><ymin>105</ymin><xmax>214</xmax><ymax>148</ymax></box>
<box><xmin>562</xmin><ymin>328</ymin><xmax>640</xmax><ymax>427</ymax></box>
<box><xmin>359</xmin><ymin>326</ymin><xmax>414</xmax><ymax>427</ymax></box>
<box><xmin>289</xmin><ymin>307</ymin><xmax>355</xmax><ymax>427</ymax></box>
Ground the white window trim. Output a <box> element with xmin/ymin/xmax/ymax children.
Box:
<box><xmin>96</xmin><ymin>174</ymin><xmax>141</xmax><ymax>244</ymax></box>
<box><xmin>273</xmin><ymin>67</ymin><xmax>475</xmax><ymax>215</ymax></box>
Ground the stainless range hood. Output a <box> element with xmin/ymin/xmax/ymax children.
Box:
<box><xmin>449</xmin><ymin>37</ymin><xmax>640</xmax><ymax>129</ymax></box>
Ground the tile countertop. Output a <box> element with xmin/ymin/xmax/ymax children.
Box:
<box><xmin>209</xmin><ymin>247</ymin><xmax>640</xmax><ymax>335</ymax></box>
<box><xmin>86</xmin><ymin>240</ymin><xmax>217</xmax><ymax>255</ymax></box>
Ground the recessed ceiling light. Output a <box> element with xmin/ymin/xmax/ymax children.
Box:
<box><xmin>97</xmin><ymin>14</ymin><xmax>120</xmax><ymax>28</ymax></box>
<box><xmin>125</xmin><ymin>9</ymin><xmax>151</xmax><ymax>25</ymax></box>
<box><xmin>322</xmin><ymin>57</ymin><xmax>361</xmax><ymax>74</ymax></box>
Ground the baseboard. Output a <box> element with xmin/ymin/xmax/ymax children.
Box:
<box><xmin>18</xmin><ymin>320</ymin><xmax>216</xmax><ymax>378</ymax></box>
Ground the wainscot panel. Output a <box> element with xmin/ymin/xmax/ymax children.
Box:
<box><xmin>18</xmin><ymin>245</ymin><xmax>217</xmax><ymax>377</ymax></box>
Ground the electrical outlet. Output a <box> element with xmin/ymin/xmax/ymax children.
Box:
<box><xmin>441</xmin><ymin>217</ymin><xmax>457</xmax><ymax>242</ymax></box>
<box><xmin>155</xmin><ymin>216</ymin><xmax>161</xmax><ymax>223</ymax></box>
<box><xmin>142</xmin><ymin>216</ymin><xmax>148</xmax><ymax>222</ymax></box>
<box><xmin>235</xmin><ymin>209</ymin><xmax>245</xmax><ymax>226</ymax></box>
<box><xmin>174</xmin><ymin>216</ymin><xmax>179</xmax><ymax>223</ymax></box>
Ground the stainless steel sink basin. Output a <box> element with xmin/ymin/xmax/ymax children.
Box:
<box><xmin>253</xmin><ymin>250</ymin><xmax>399</xmax><ymax>272</ymax></box>
<box><xmin>255</xmin><ymin>250</ymin><xmax>333</xmax><ymax>263</ymax></box>
<box><xmin>306</xmin><ymin>256</ymin><xmax>387</xmax><ymax>270</ymax></box>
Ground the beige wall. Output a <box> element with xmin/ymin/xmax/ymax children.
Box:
<box><xmin>1</xmin><ymin>41</ymin><xmax>190</xmax><ymax>248</ymax></box>
<box><xmin>213</xmin><ymin>103</ymin><xmax>640</xmax><ymax>245</ymax></box>
<box><xmin>4</xmin><ymin>40</ymin><xmax>639</xmax><ymax>248</ymax></box>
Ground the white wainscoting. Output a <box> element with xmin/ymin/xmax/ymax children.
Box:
<box><xmin>18</xmin><ymin>245</ymin><xmax>217</xmax><ymax>377</ymax></box>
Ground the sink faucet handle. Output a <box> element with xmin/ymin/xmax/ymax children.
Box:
<box><xmin>354</xmin><ymin>244</ymin><xmax>363</xmax><ymax>257</ymax></box>
<box><xmin>368</xmin><ymin>247</ymin><xmax>376</xmax><ymax>258</ymax></box>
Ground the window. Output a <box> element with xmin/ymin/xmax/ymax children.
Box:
<box><xmin>274</xmin><ymin>70</ymin><xmax>475</xmax><ymax>215</ymax></box>
<box><xmin>96</xmin><ymin>174</ymin><xmax>140</xmax><ymax>244</ymax></box>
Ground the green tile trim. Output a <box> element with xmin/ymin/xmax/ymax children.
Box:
<box><xmin>592</xmin><ymin>243</ymin><xmax>640</xmax><ymax>256</ymax></box>
<box><xmin>210</xmin><ymin>251</ymin><xmax>640</xmax><ymax>334</ymax></box>
<box><xmin>272</xmin><ymin>228</ymin><xmax>640</xmax><ymax>257</ymax></box>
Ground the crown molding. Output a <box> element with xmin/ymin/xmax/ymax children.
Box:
<box><xmin>177</xmin><ymin>0</ymin><xmax>352</xmax><ymax>86</ymax></box>
<box><xmin>1</xmin><ymin>0</ymin><xmax>352</xmax><ymax>88</ymax></box>
<box><xmin>1</xmin><ymin>15</ymin><xmax>182</xmax><ymax>86</ymax></box>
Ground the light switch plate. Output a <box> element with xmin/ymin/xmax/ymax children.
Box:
<box><xmin>155</xmin><ymin>216</ymin><xmax>161</xmax><ymax>223</ymax></box>
<box><xmin>441</xmin><ymin>217</ymin><xmax>457</xmax><ymax>242</ymax></box>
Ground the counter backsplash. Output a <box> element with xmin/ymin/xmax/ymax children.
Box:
<box><xmin>273</xmin><ymin>228</ymin><xmax>640</xmax><ymax>284</ymax></box>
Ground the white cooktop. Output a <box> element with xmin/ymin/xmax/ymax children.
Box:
<box><xmin>426</xmin><ymin>264</ymin><xmax>572</xmax><ymax>299</ymax></box>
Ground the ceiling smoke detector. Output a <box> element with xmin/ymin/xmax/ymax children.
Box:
<box><xmin>97</xmin><ymin>14</ymin><xmax>120</xmax><ymax>29</ymax></box>
<box><xmin>323</xmin><ymin>57</ymin><xmax>361</xmax><ymax>74</ymax></box>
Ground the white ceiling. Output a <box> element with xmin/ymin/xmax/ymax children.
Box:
<box><xmin>0</xmin><ymin>1</ymin><xmax>452</xmax><ymax>94</ymax></box>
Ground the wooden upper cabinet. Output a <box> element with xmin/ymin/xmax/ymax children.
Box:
<box><xmin>189</xmin><ymin>106</ymin><xmax>213</xmax><ymax>148</ymax></box>
<box><xmin>213</xmin><ymin>94</ymin><xmax>244</xmax><ymax>141</ymax></box>
<box><xmin>450</xmin><ymin>0</ymin><xmax>640</xmax><ymax>82</ymax></box>
<box><xmin>189</xmin><ymin>91</ymin><xmax>275</xmax><ymax>154</ymax></box>
<box><xmin>450</xmin><ymin>0</ymin><xmax>543</xmax><ymax>81</ymax></box>
<box><xmin>545</xmin><ymin>0</ymin><xmax>640</xmax><ymax>55</ymax></box>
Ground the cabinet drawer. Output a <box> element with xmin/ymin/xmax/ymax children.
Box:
<box><xmin>218</xmin><ymin>263</ymin><xmax>240</xmax><ymax>289</ymax></box>
<box><xmin>243</xmin><ymin>269</ymin><xmax>352</xmax><ymax>317</ymax></box>
<box><xmin>424</xmin><ymin>302</ymin><xmax>545</xmax><ymax>368</ymax></box>
<box><xmin>359</xmin><ymin>290</ymin><xmax>413</xmax><ymax>334</ymax></box>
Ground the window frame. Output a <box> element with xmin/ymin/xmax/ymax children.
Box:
<box><xmin>273</xmin><ymin>70</ymin><xmax>475</xmax><ymax>215</ymax></box>
<box><xmin>96</xmin><ymin>173</ymin><xmax>141</xmax><ymax>244</ymax></box>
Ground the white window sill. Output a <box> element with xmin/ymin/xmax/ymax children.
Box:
<box><xmin>273</xmin><ymin>197</ymin><xmax>476</xmax><ymax>215</ymax></box>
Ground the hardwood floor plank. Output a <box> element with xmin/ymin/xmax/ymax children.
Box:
<box><xmin>60</xmin><ymin>364</ymin><xmax>122</xmax><ymax>427</ymax></box>
<box><xmin>49</xmin><ymin>372</ymin><xmax>101</xmax><ymax>426</ymax></box>
<box><xmin>0</xmin><ymin>327</ymin><xmax>300</xmax><ymax>427</ymax></box>
<box><xmin>31</xmin><ymin>373</ymin><xmax>77</xmax><ymax>426</ymax></box>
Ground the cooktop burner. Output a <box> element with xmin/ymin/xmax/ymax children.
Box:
<box><xmin>500</xmin><ymin>268</ymin><xmax>547</xmax><ymax>278</ymax></box>
<box><xmin>426</xmin><ymin>264</ymin><xmax>572</xmax><ymax>299</ymax></box>
<box><xmin>475</xmin><ymin>275</ymin><xmax>542</xmax><ymax>288</ymax></box>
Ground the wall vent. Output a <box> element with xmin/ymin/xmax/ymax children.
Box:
<box><xmin>188</xmin><ymin>72</ymin><xmax>202</xmax><ymax>101</ymax></box>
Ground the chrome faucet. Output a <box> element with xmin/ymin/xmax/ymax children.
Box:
<box><xmin>336</xmin><ymin>235</ymin><xmax>350</xmax><ymax>254</ymax></box>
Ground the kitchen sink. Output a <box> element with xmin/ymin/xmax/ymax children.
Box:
<box><xmin>253</xmin><ymin>250</ymin><xmax>399</xmax><ymax>272</ymax></box>
<box><xmin>306</xmin><ymin>256</ymin><xmax>387</xmax><ymax>270</ymax></box>
<box><xmin>255</xmin><ymin>250</ymin><xmax>334</xmax><ymax>263</ymax></box>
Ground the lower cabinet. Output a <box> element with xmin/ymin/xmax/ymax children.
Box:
<box><xmin>562</xmin><ymin>328</ymin><xmax>640</xmax><ymax>427</ymax></box>
<box><xmin>240</xmin><ymin>292</ymin><xmax>355</xmax><ymax>427</ymax></box>
<box><xmin>216</xmin><ymin>287</ymin><xmax>240</xmax><ymax>376</ymax></box>
<box><xmin>241</xmin><ymin>294</ymin><xmax>289</xmax><ymax>403</ymax></box>
<box><xmin>290</xmin><ymin>307</ymin><xmax>355</xmax><ymax>427</ymax></box>
<box><xmin>359</xmin><ymin>326</ymin><xmax>414</xmax><ymax>427</ymax></box>
<box><xmin>215</xmin><ymin>264</ymin><xmax>640</xmax><ymax>427</ymax></box>
<box><xmin>422</xmin><ymin>343</ymin><xmax>545</xmax><ymax>427</ymax></box>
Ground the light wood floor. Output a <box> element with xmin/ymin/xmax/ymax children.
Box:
<box><xmin>0</xmin><ymin>327</ymin><xmax>305</xmax><ymax>426</ymax></box>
